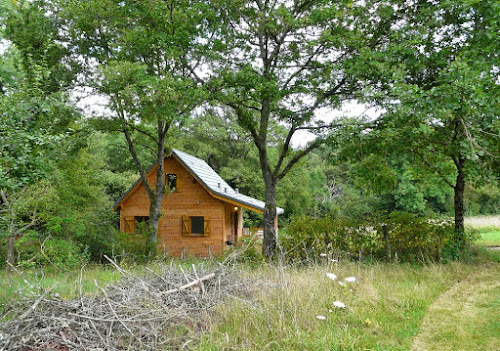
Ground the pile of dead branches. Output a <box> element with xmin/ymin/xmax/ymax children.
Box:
<box><xmin>0</xmin><ymin>257</ymin><xmax>251</xmax><ymax>350</ymax></box>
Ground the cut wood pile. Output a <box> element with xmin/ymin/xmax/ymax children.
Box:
<box><xmin>0</xmin><ymin>257</ymin><xmax>251</xmax><ymax>351</ymax></box>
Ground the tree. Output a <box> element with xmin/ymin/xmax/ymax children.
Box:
<box><xmin>63</xmin><ymin>0</ymin><xmax>208</xmax><ymax>253</ymax></box>
<box><xmin>204</xmin><ymin>0</ymin><xmax>408</xmax><ymax>258</ymax></box>
<box><xmin>0</xmin><ymin>51</ymin><xmax>64</xmax><ymax>271</ymax></box>
<box><xmin>175</xmin><ymin>112</ymin><xmax>334</xmax><ymax>218</ymax></box>
<box><xmin>1</xmin><ymin>0</ymin><xmax>78</xmax><ymax>270</ymax></box>
<box><xmin>377</xmin><ymin>1</ymin><xmax>500</xmax><ymax>245</ymax></box>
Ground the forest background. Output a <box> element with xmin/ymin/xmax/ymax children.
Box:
<box><xmin>0</xmin><ymin>0</ymin><xmax>499</xmax><ymax>268</ymax></box>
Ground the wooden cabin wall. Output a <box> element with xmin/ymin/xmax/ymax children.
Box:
<box><xmin>120</xmin><ymin>157</ymin><xmax>226</xmax><ymax>257</ymax></box>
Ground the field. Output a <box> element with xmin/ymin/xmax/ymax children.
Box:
<box><xmin>466</xmin><ymin>215</ymin><xmax>500</xmax><ymax>248</ymax></box>
<box><xmin>1</xmin><ymin>216</ymin><xmax>499</xmax><ymax>350</ymax></box>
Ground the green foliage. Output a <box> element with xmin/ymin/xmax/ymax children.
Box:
<box><xmin>227</xmin><ymin>236</ymin><xmax>266</xmax><ymax>267</ymax></box>
<box><xmin>282</xmin><ymin>212</ymin><xmax>460</xmax><ymax>263</ymax></box>
<box><xmin>465</xmin><ymin>185</ymin><xmax>500</xmax><ymax>216</ymax></box>
<box><xmin>113</xmin><ymin>229</ymin><xmax>150</xmax><ymax>263</ymax></box>
<box><xmin>3</xmin><ymin>0</ymin><xmax>79</xmax><ymax>93</ymax></box>
<box><xmin>15</xmin><ymin>235</ymin><xmax>90</xmax><ymax>271</ymax></box>
<box><xmin>1</xmin><ymin>0</ymin><xmax>498</xmax><ymax>267</ymax></box>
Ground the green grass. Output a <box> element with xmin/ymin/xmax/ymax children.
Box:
<box><xmin>194</xmin><ymin>262</ymin><xmax>499</xmax><ymax>351</ymax></box>
<box><xmin>412</xmin><ymin>263</ymin><xmax>500</xmax><ymax>351</ymax></box>
<box><xmin>1</xmin><ymin>255</ymin><xmax>499</xmax><ymax>350</ymax></box>
<box><xmin>0</xmin><ymin>264</ymin><xmax>122</xmax><ymax>314</ymax></box>
<box><xmin>466</xmin><ymin>215</ymin><xmax>500</xmax><ymax>247</ymax></box>
<box><xmin>476</xmin><ymin>229</ymin><xmax>500</xmax><ymax>247</ymax></box>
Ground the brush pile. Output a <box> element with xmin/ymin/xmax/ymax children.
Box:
<box><xmin>0</xmin><ymin>257</ymin><xmax>250</xmax><ymax>350</ymax></box>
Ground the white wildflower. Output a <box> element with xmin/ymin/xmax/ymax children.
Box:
<box><xmin>320</xmin><ymin>253</ymin><xmax>327</xmax><ymax>257</ymax></box>
<box><xmin>316</xmin><ymin>315</ymin><xmax>327</xmax><ymax>320</ymax></box>
<box><xmin>329</xmin><ymin>258</ymin><xmax>338</xmax><ymax>263</ymax></box>
<box><xmin>344</xmin><ymin>277</ymin><xmax>357</xmax><ymax>283</ymax></box>
<box><xmin>338</xmin><ymin>281</ymin><xmax>345</xmax><ymax>286</ymax></box>
<box><xmin>326</xmin><ymin>273</ymin><xmax>337</xmax><ymax>281</ymax></box>
<box><xmin>328</xmin><ymin>309</ymin><xmax>333</xmax><ymax>313</ymax></box>
<box><xmin>332</xmin><ymin>301</ymin><xmax>346</xmax><ymax>309</ymax></box>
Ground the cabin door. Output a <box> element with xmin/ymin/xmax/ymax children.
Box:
<box><xmin>229</xmin><ymin>212</ymin><xmax>237</xmax><ymax>244</ymax></box>
<box><xmin>233</xmin><ymin>211</ymin><xmax>238</xmax><ymax>244</ymax></box>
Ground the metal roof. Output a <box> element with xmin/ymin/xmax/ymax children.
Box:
<box><xmin>113</xmin><ymin>149</ymin><xmax>284</xmax><ymax>215</ymax></box>
<box><xmin>172</xmin><ymin>149</ymin><xmax>284</xmax><ymax>215</ymax></box>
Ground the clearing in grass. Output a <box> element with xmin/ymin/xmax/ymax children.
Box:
<box><xmin>466</xmin><ymin>215</ymin><xmax>500</xmax><ymax>247</ymax></box>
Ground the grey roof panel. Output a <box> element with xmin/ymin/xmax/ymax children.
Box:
<box><xmin>172</xmin><ymin>149</ymin><xmax>284</xmax><ymax>215</ymax></box>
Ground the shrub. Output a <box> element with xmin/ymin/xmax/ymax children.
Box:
<box><xmin>281</xmin><ymin>214</ymin><xmax>385</xmax><ymax>263</ymax></box>
<box><xmin>281</xmin><ymin>212</ymin><xmax>458</xmax><ymax>263</ymax></box>
<box><xmin>113</xmin><ymin>226</ymin><xmax>150</xmax><ymax>262</ymax></box>
<box><xmin>381</xmin><ymin>212</ymin><xmax>455</xmax><ymax>262</ymax></box>
<box><xmin>16</xmin><ymin>234</ymin><xmax>90</xmax><ymax>270</ymax></box>
<box><xmin>229</xmin><ymin>236</ymin><xmax>266</xmax><ymax>267</ymax></box>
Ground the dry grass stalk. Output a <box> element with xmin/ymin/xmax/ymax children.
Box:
<box><xmin>0</xmin><ymin>257</ymin><xmax>250</xmax><ymax>351</ymax></box>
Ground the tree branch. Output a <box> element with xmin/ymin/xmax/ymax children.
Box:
<box><xmin>273</xmin><ymin>126</ymin><xmax>296</xmax><ymax>178</ymax></box>
<box><xmin>124</xmin><ymin>122</ymin><xmax>159</xmax><ymax>143</ymax></box>
<box><xmin>414</xmin><ymin>149</ymin><xmax>455</xmax><ymax>189</ymax></box>
<box><xmin>276</xmin><ymin>139</ymin><xmax>322</xmax><ymax>180</ymax></box>
<box><xmin>120</xmin><ymin>115</ymin><xmax>154</xmax><ymax>199</ymax></box>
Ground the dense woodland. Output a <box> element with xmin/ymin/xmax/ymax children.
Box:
<box><xmin>0</xmin><ymin>0</ymin><xmax>499</xmax><ymax>268</ymax></box>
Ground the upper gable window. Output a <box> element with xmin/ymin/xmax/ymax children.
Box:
<box><xmin>166</xmin><ymin>174</ymin><xmax>177</xmax><ymax>192</ymax></box>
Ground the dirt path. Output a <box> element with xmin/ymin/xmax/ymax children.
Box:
<box><xmin>412</xmin><ymin>263</ymin><xmax>500</xmax><ymax>351</ymax></box>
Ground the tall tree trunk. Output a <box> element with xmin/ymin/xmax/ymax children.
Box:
<box><xmin>145</xmin><ymin>123</ymin><xmax>167</xmax><ymax>256</ymax></box>
<box><xmin>256</xmin><ymin>125</ymin><xmax>279</xmax><ymax>260</ymax></box>
<box><xmin>147</xmin><ymin>195</ymin><xmax>163</xmax><ymax>255</ymax></box>
<box><xmin>262</xmin><ymin>178</ymin><xmax>277</xmax><ymax>260</ymax></box>
<box><xmin>7</xmin><ymin>234</ymin><xmax>15</xmax><ymax>273</ymax></box>
<box><xmin>454</xmin><ymin>155</ymin><xmax>466</xmax><ymax>244</ymax></box>
<box><xmin>123</xmin><ymin>118</ymin><xmax>169</xmax><ymax>256</ymax></box>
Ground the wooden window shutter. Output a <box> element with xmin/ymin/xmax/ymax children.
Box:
<box><xmin>124</xmin><ymin>216</ymin><xmax>136</xmax><ymax>233</ymax></box>
<box><xmin>182</xmin><ymin>216</ymin><xmax>190</xmax><ymax>237</ymax></box>
<box><xmin>203</xmin><ymin>217</ymin><xmax>211</xmax><ymax>237</ymax></box>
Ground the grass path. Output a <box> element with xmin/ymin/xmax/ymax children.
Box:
<box><xmin>412</xmin><ymin>263</ymin><xmax>500</xmax><ymax>351</ymax></box>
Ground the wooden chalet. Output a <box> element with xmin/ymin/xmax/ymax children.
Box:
<box><xmin>113</xmin><ymin>149</ymin><xmax>284</xmax><ymax>257</ymax></box>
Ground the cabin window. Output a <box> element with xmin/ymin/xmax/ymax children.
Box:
<box><xmin>182</xmin><ymin>216</ymin><xmax>211</xmax><ymax>237</ymax></box>
<box><xmin>166</xmin><ymin>174</ymin><xmax>177</xmax><ymax>192</ymax></box>
<box><xmin>191</xmin><ymin>216</ymin><xmax>204</xmax><ymax>234</ymax></box>
<box><xmin>135</xmin><ymin>216</ymin><xmax>149</xmax><ymax>224</ymax></box>
<box><xmin>124</xmin><ymin>216</ymin><xmax>149</xmax><ymax>234</ymax></box>
<box><xmin>135</xmin><ymin>216</ymin><xmax>150</xmax><ymax>235</ymax></box>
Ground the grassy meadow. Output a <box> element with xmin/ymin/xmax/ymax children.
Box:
<box><xmin>1</xmin><ymin>216</ymin><xmax>499</xmax><ymax>350</ymax></box>
<box><xmin>194</xmin><ymin>261</ymin><xmax>499</xmax><ymax>351</ymax></box>
<box><xmin>466</xmin><ymin>215</ymin><xmax>500</xmax><ymax>248</ymax></box>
